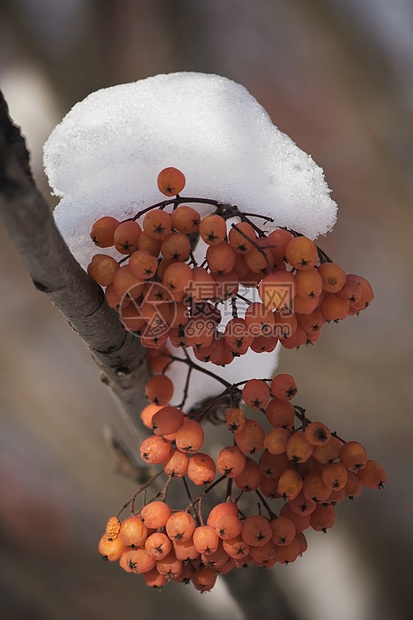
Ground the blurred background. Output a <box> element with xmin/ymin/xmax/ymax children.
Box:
<box><xmin>0</xmin><ymin>1</ymin><xmax>412</xmax><ymax>619</ymax></box>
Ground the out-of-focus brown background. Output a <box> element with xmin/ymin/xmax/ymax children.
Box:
<box><xmin>0</xmin><ymin>1</ymin><xmax>412</xmax><ymax>619</ymax></box>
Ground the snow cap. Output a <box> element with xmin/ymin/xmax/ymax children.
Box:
<box><xmin>44</xmin><ymin>72</ymin><xmax>337</xmax><ymax>269</ymax></box>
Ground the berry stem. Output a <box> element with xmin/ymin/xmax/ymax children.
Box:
<box><xmin>117</xmin><ymin>470</ymin><xmax>164</xmax><ymax>517</ymax></box>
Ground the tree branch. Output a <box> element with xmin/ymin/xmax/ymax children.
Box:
<box><xmin>0</xmin><ymin>90</ymin><xmax>149</xmax><ymax>448</ymax></box>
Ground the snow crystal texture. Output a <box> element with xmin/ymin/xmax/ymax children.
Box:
<box><xmin>44</xmin><ymin>72</ymin><xmax>337</xmax><ymax>270</ymax></box>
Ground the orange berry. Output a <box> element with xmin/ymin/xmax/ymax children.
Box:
<box><xmin>224</xmin><ymin>317</ymin><xmax>254</xmax><ymax>354</ymax></box>
<box><xmin>112</xmin><ymin>265</ymin><xmax>144</xmax><ymax>299</ymax></box>
<box><xmin>228</xmin><ymin>222</ymin><xmax>257</xmax><ymax>253</ymax></box>
<box><xmin>129</xmin><ymin>249</ymin><xmax>158</xmax><ymax>280</ymax></box>
<box><xmin>265</xmin><ymin>397</ymin><xmax>295</xmax><ymax>429</ymax></box>
<box><xmin>113</xmin><ymin>220</ymin><xmax>142</xmax><ymax>254</ymax></box>
<box><xmin>259</xmin><ymin>270</ymin><xmax>297</xmax><ymax>310</ymax></box>
<box><xmin>234</xmin><ymin>418</ymin><xmax>265</xmax><ymax>455</ymax></box>
<box><xmin>166</xmin><ymin>511</ymin><xmax>196</xmax><ymax>542</ymax></box>
<box><xmin>295</xmin><ymin>267</ymin><xmax>323</xmax><ymax>298</ymax></box>
<box><xmin>140</xmin><ymin>326</ymin><xmax>169</xmax><ymax>350</ymax></box>
<box><xmin>157</xmin><ymin>167</ymin><xmax>186</xmax><ymax>196</ymax></box>
<box><xmin>145</xmin><ymin>532</ymin><xmax>172</xmax><ymax>560</ymax></box>
<box><xmin>320</xmin><ymin>292</ymin><xmax>350</xmax><ymax>321</ymax></box>
<box><xmin>345</xmin><ymin>470</ymin><xmax>363</xmax><ymax>498</ymax></box>
<box><xmin>137</xmin><ymin>231</ymin><xmax>162</xmax><ymax>256</ymax></box>
<box><xmin>288</xmin><ymin>491</ymin><xmax>317</xmax><ymax>516</ymax></box>
<box><xmin>119</xmin><ymin>515</ymin><xmax>148</xmax><ymax>547</ymax></box>
<box><xmin>264</xmin><ymin>427</ymin><xmax>291</xmax><ymax>455</ymax></box>
<box><xmin>120</xmin><ymin>302</ymin><xmax>146</xmax><ymax>332</ymax></box>
<box><xmin>339</xmin><ymin>440</ymin><xmax>368</xmax><ymax>471</ymax></box>
<box><xmin>285</xmin><ymin>236</ymin><xmax>319</xmax><ymax>270</ymax></box>
<box><xmin>126</xmin><ymin>547</ymin><xmax>156</xmax><ymax>574</ymax></box>
<box><xmin>206</xmin><ymin>241</ymin><xmax>236</xmax><ymax>274</ymax></box>
<box><xmin>276</xmin><ymin>537</ymin><xmax>301</xmax><ymax>564</ymax></box>
<box><xmin>234</xmin><ymin>457</ymin><xmax>261</xmax><ymax>492</ymax></box>
<box><xmin>175</xmin><ymin>419</ymin><xmax>205</xmax><ymax>454</ymax></box>
<box><xmin>207</xmin><ymin>502</ymin><xmax>239</xmax><ymax>528</ymax></box>
<box><xmin>98</xmin><ymin>535</ymin><xmax>125</xmax><ymax>561</ymax></box>
<box><xmin>119</xmin><ymin>549</ymin><xmax>135</xmax><ymax>573</ymax></box>
<box><xmin>296</xmin><ymin>308</ymin><xmax>326</xmax><ymax>334</ymax></box>
<box><xmin>242</xmin><ymin>379</ymin><xmax>271</xmax><ymax>409</ymax></box>
<box><xmin>241</xmin><ymin>515</ymin><xmax>272</xmax><ymax>547</ymax></box>
<box><xmin>140</xmin><ymin>501</ymin><xmax>172</xmax><ymax>529</ymax></box>
<box><xmin>193</xmin><ymin>335</ymin><xmax>224</xmax><ymax>364</ymax></box>
<box><xmin>163</xmin><ymin>261</ymin><xmax>193</xmax><ymax>293</ymax></box>
<box><xmin>259</xmin><ymin>475</ymin><xmax>280</xmax><ymax>498</ymax></box>
<box><xmin>292</xmin><ymin>294</ymin><xmax>320</xmax><ymax>315</ymax></box>
<box><xmin>277</xmin><ymin>469</ymin><xmax>303</xmax><ymax>500</ymax></box>
<box><xmin>279</xmin><ymin>324</ymin><xmax>308</xmax><ymax>349</ymax></box>
<box><xmin>151</xmin><ymin>406</ymin><xmax>184</xmax><ymax>436</ymax></box>
<box><xmin>302</xmin><ymin>472</ymin><xmax>331</xmax><ymax>503</ymax></box>
<box><xmin>279</xmin><ymin>502</ymin><xmax>311</xmax><ymax>534</ymax></box>
<box><xmin>171</xmin><ymin>205</ymin><xmax>200</xmax><ymax>233</ymax></box>
<box><xmin>187</xmin><ymin>452</ymin><xmax>216</xmax><ymax>486</ymax></box>
<box><xmin>348</xmin><ymin>275</ymin><xmax>374</xmax><ymax>311</ymax></box>
<box><xmin>143</xmin><ymin>566</ymin><xmax>168</xmax><ymax>588</ymax></box>
<box><xmin>265</xmin><ymin>228</ymin><xmax>293</xmax><ymax>262</ymax></box>
<box><xmin>184</xmin><ymin>316</ymin><xmax>216</xmax><ymax>349</ymax></box>
<box><xmin>321</xmin><ymin>462</ymin><xmax>349</xmax><ymax>490</ymax></box>
<box><xmin>163</xmin><ymin>448</ymin><xmax>189</xmax><ymax>478</ymax></box>
<box><xmin>156</xmin><ymin>550</ymin><xmax>183</xmax><ymax>579</ymax></box>
<box><xmin>232</xmin><ymin>253</ymin><xmax>250</xmax><ymax>279</ymax></box>
<box><xmin>273</xmin><ymin>308</ymin><xmax>296</xmax><ymax>337</ymax></box>
<box><xmin>304</xmin><ymin>421</ymin><xmax>331</xmax><ymax>446</ymax></box>
<box><xmin>104</xmin><ymin>283</ymin><xmax>129</xmax><ymax>310</ymax></box>
<box><xmin>339</xmin><ymin>274</ymin><xmax>363</xmax><ymax>304</ymax></box>
<box><xmin>145</xmin><ymin>374</ymin><xmax>174</xmax><ymax>406</ymax></box>
<box><xmin>244</xmin><ymin>302</ymin><xmax>275</xmax><ymax>338</ymax></box>
<box><xmin>270</xmin><ymin>516</ymin><xmax>296</xmax><ymax>546</ymax></box>
<box><xmin>87</xmin><ymin>254</ymin><xmax>120</xmax><ymax>287</ymax></box>
<box><xmin>186</xmin><ymin>266</ymin><xmax>217</xmax><ymax>302</ymax></box>
<box><xmin>357</xmin><ymin>459</ymin><xmax>388</xmax><ymax>489</ymax></box>
<box><xmin>191</xmin><ymin>567</ymin><xmax>217</xmax><ymax>592</ymax></box>
<box><xmin>160</xmin><ymin>232</ymin><xmax>191</xmax><ymax>261</ymax></box>
<box><xmin>258</xmin><ymin>449</ymin><xmax>289</xmax><ymax>479</ymax></box>
<box><xmin>312</xmin><ymin>435</ymin><xmax>342</xmax><ymax>464</ymax></box>
<box><xmin>271</xmin><ymin>373</ymin><xmax>298</xmax><ymax>400</ymax></box>
<box><xmin>244</xmin><ymin>241</ymin><xmax>275</xmax><ymax>274</ymax></box>
<box><xmin>310</xmin><ymin>503</ymin><xmax>336</xmax><ymax>532</ymax></box>
<box><xmin>193</xmin><ymin>525</ymin><xmax>220</xmax><ymax>555</ymax></box>
<box><xmin>199</xmin><ymin>213</ymin><xmax>227</xmax><ymax>245</ymax></box>
<box><xmin>143</xmin><ymin>209</ymin><xmax>172</xmax><ymax>240</ymax></box>
<box><xmin>217</xmin><ymin>445</ymin><xmax>246</xmax><ymax>478</ymax></box>
<box><xmin>90</xmin><ymin>216</ymin><xmax>119</xmax><ymax>248</ymax></box>
<box><xmin>140</xmin><ymin>435</ymin><xmax>172</xmax><ymax>464</ymax></box>
<box><xmin>250</xmin><ymin>333</ymin><xmax>279</xmax><ymax>353</ymax></box>
<box><xmin>173</xmin><ymin>536</ymin><xmax>200</xmax><ymax>562</ymax></box>
<box><xmin>140</xmin><ymin>300</ymin><xmax>171</xmax><ymax>332</ymax></box>
<box><xmin>222</xmin><ymin>535</ymin><xmax>250</xmax><ymax>560</ymax></box>
<box><xmin>286</xmin><ymin>431</ymin><xmax>313</xmax><ymax>463</ymax></box>
<box><xmin>201</xmin><ymin>539</ymin><xmax>231</xmax><ymax>569</ymax></box>
<box><xmin>317</xmin><ymin>262</ymin><xmax>346</xmax><ymax>293</ymax></box>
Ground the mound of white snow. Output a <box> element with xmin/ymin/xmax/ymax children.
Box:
<box><xmin>44</xmin><ymin>72</ymin><xmax>337</xmax><ymax>270</ymax></box>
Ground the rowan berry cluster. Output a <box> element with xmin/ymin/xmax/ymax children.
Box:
<box><xmin>98</xmin><ymin>366</ymin><xmax>387</xmax><ymax>592</ymax></box>
<box><xmin>94</xmin><ymin>168</ymin><xmax>385</xmax><ymax>593</ymax></box>
<box><xmin>88</xmin><ymin>167</ymin><xmax>373</xmax><ymax>358</ymax></box>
